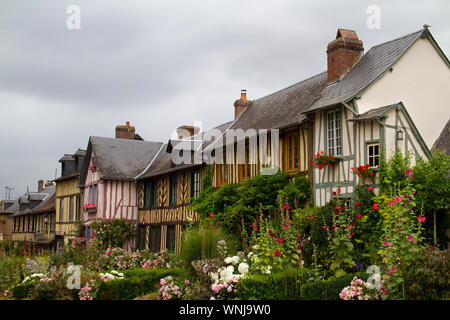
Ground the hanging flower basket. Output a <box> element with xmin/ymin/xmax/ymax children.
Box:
<box><xmin>82</xmin><ymin>204</ymin><xmax>97</xmax><ymax>213</ymax></box>
<box><xmin>351</xmin><ymin>164</ymin><xmax>375</xmax><ymax>182</ymax></box>
<box><xmin>311</xmin><ymin>151</ymin><xmax>337</xmax><ymax>170</ymax></box>
<box><xmin>88</xmin><ymin>165</ymin><xmax>97</xmax><ymax>172</ymax></box>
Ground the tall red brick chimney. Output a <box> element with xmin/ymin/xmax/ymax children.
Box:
<box><xmin>115</xmin><ymin>121</ymin><xmax>136</xmax><ymax>139</ymax></box>
<box><xmin>327</xmin><ymin>29</ymin><xmax>364</xmax><ymax>83</ymax></box>
<box><xmin>234</xmin><ymin>89</ymin><xmax>252</xmax><ymax>119</ymax></box>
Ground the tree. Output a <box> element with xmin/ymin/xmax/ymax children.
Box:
<box><xmin>412</xmin><ymin>150</ymin><xmax>450</xmax><ymax>247</ymax></box>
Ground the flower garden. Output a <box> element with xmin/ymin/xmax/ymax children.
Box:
<box><xmin>0</xmin><ymin>150</ymin><xmax>448</xmax><ymax>300</ymax></box>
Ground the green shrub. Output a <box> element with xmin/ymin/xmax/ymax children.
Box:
<box><xmin>237</xmin><ymin>268</ymin><xmax>312</xmax><ymax>300</ymax></box>
<box><xmin>177</xmin><ymin>226</ymin><xmax>238</xmax><ymax>274</ymax></box>
<box><xmin>278</xmin><ymin>175</ymin><xmax>311</xmax><ymax>209</ymax></box>
<box><xmin>12</xmin><ymin>282</ymin><xmax>35</xmax><ymax>299</ymax></box>
<box><xmin>300</xmin><ymin>272</ymin><xmax>369</xmax><ymax>300</ymax></box>
<box><xmin>191</xmin><ymin>171</ymin><xmax>300</xmax><ymax>237</ymax></box>
<box><xmin>95</xmin><ymin>268</ymin><xmax>183</xmax><ymax>300</ymax></box>
<box><xmin>404</xmin><ymin>248</ymin><xmax>449</xmax><ymax>300</ymax></box>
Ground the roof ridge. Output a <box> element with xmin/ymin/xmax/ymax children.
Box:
<box><xmin>369</xmin><ymin>28</ymin><xmax>424</xmax><ymax>50</ymax></box>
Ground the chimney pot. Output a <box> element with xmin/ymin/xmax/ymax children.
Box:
<box><xmin>327</xmin><ymin>28</ymin><xmax>364</xmax><ymax>83</ymax></box>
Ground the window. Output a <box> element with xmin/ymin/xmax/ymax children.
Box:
<box><xmin>151</xmin><ymin>181</ymin><xmax>158</xmax><ymax>208</ymax></box>
<box><xmin>75</xmin><ymin>196</ymin><xmax>81</xmax><ymax>221</ymax></box>
<box><xmin>88</xmin><ymin>184</ymin><xmax>98</xmax><ymax>205</ymax></box>
<box><xmin>191</xmin><ymin>170</ymin><xmax>200</xmax><ymax>198</ymax></box>
<box><xmin>50</xmin><ymin>215</ymin><xmax>55</xmax><ymax>233</ymax></box>
<box><xmin>368</xmin><ymin>144</ymin><xmax>380</xmax><ymax>167</ymax></box>
<box><xmin>143</xmin><ymin>182</ymin><xmax>150</xmax><ymax>208</ymax></box>
<box><xmin>139</xmin><ymin>225</ymin><xmax>147</xmax><ymax>250</ymax></box>
<box><xmin>216</xmin><ymin>164</ymin><xmax>225</xmax><ymax>187</ymax></box>
<box><xmin>166</xmin><ymin>225</ymin><xmax>176</xmax><ymax>252</ymax></box>
<box><xmin>59</xmin><ymin>198</ymin><xmax>64</xmax><ymax>222</ymax></box>
<box><xmin>93</xmin><ymin>184</ymin><xmax>98</xmax><ymax>205</ymax></box>
<box><xmin>86</xmin><ymin>226</ymin><xmax>91</xmax><ymax>240</ymax></box>
<box><xmin>149</xmin><ymin>226</ymin><xmax>161</xmax><ymax>252</ymax></box>
<box><xmin>284</xmin><ymin>132</ymin><xmax>299</xmax><ymax>172</ymax></box>
<box><xmin>22</xmin><ymin>216</ymin><xmax>25</xmax><ymax>232</ymax></box>
<box><xmin>169</xmin><ymin>175</ymin><xmax>177</xmax><ymax>207</ymax></box>
<box><xmin>27</xmin><ymin>216</ymin><xmax>30</xmax><ymax>232</ymax></box>
<box><xmin>327</xmin><ymin>110</ymin><xmax>342</xmax><ymax>156</ymax></box>
<box><xmin>69</xmin><ymin>197</ymin><xmax>74</xmax><ymax>222</ymax></box>
<box><xmin>239</xmin><ymin>144</ymin><xmax>250</xmax><ymax>181</ymax></box>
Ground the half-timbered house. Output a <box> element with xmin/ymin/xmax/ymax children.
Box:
<box><xmin>205</xmin><ymin>27</ymin><xmax>448</xmax><ymax>207</ymax></box>
<box><xmin>79</xmin><ymin>122</ymin><xmax>162</xmax><ymax>250</ymax></box>
<box><xmin>304</xmin><ymin>27</ymin><xmax>448</xmax><ymax>206</ymax></box>
<box><xmin>135</xmin><ymin>122</ymin><xmax>232</xmax><ymax>252</ymax></box>
<box><xmin>10</xmin><ymin>181</ymin><xmax>56</xmax><ymax>253</ymax></box>
<box><xmin>53</xmin><ymin>149</ymin><xmax>86</xmax><ymax>250</ymax></box>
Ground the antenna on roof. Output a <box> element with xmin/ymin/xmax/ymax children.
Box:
<box><xmin>423</xmin><ymin>24</ymin><xmax>431</xmax><ymax>29</ymax></box>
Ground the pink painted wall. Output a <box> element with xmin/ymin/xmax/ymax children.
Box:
<box><xmin>83</xmin><ymin>155</ymin><xmax>137</xmax><ymax>225</ymax></box>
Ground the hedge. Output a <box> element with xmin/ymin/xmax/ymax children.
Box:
<box><xmin>299</xmin><ymin>272</ymin><xmax>369</xmax><ymax>300</ymax></box>
<box><xmin>236</xmin><ymin>268</ymin><xmax>313</xmax><ymax>300</ymax></box>
<box><xmin>95</xmin><ymin>268</ymin><xmax>183</xmax><ymax>300</ymax></box>
<box><xmin>237</xmin><ymin>270</ymin><xmax>370</xmax><ymax>300</ymax></box>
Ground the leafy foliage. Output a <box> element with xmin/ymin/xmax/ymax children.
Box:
<box><xmin>90</xmin><ymin>219</ymin><xmax>135</xmax><ymax>249</ymax></box>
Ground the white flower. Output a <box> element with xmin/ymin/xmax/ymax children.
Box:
<box><xmin>210</xmin><ymin>272</ymin><xmax>219</xmax><ymax>282</ymax></box>
<box><xmin>224</xmin><ymin>257</ymin><xmax>234</xmax><ymax>264</ymax></box>
<box><xmin>118</xmin><ymin>273</ymin><xmax>124</xmax><ymax>277</ymax></box>
<box><xmin>238</xmin><ymin>262</ymin><xmax>249</xmax><ymax>275</ymax></box>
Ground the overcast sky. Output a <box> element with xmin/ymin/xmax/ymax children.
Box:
<box><xmin>0</xmin><ymin>0</ymin><xmax>449</xmax><ymax>200</ymax></box>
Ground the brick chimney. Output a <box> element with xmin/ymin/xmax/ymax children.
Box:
<box><xmin>176</xmin><ymin>125</ymin><xmax>200</xmax><ymax>139</ymax></box>
<box><xmin>327</xmin><ymin>29</ymin><xmax>364</xmax><ymax>83</ymax></box>
<box><xmin>38</xmin><ymin>180</ymin><xmax>44</xmax><ymax>192</ymax></box>
<box><xmin>234</xmin><ymin>89</ymin><xmax>252</xmax><ymax>119</ymax></box>
<box><xmin>115</xmin><ymin>121</ymin><xmax>136</xmax><ymax>139</ymax></box>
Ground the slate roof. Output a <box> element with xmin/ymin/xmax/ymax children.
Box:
<box><xmin>85</xmin><ymin>136</ymin><xmax>163</xmax><ymax>181</ymax></box>
<box><xmin>230</xmin><ymin>72</ymin><xmax>328</xmax><ymax>130</ymax></box>
<box><xmin>10</xmin><ymin>185</ymin><xmax>56</xmax><ymax>217</ymax></box>
<box><xmin>137</xmin><ymin>121</ymin><xmax>233</xmax><ymax>179</ymax></box>
<box><xmin>305</xmin><ymin>29</ymin><xmax>427</xmax><ymax>113</ymax></box>
<box><xmin>1</xmin><ymin>200</ymin><xmax>19</xmax><ymax>214</ymax></box>
<box><xmin>32</xmin><ymin>192</ymin><xmax>56</xmax><ymax>214</ymax></box>
<box><xmin>348</xmin><ymin>103</ymin><xmax>399</xmax><ymax>121</ymax></box>
<box><xmin>432</xmin><ymin>118</ymin><xmax>450</xmax><ymax>155</ymax></box>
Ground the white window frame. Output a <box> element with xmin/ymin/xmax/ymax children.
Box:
<box><xmin>327</xmin><ymin>110</ymin><xmax>342</xmax><ymax>156</ymax></box>
<box><xmin>367</xmin><ymin>143</ymin><xmax>380</xmax><ymax>168</ymax></box>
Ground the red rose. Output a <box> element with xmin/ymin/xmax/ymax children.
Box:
<box><xmin>274</xmin><ymin>250</ymin><xmax>281</xmax><ymax>257</ymax></box>
<box><xmin>373</xmin><ymin>203</ymin><xmax>379</xmax><ymax>210</ymax></box>
<box><xmin>357</xmin><ymin>214</ymin><xmax>362</xmax><ymax>219</ymax></box>
<box><xmin>355</xmin><ymin>201</ymin><xmax>360</xmax><ymax>206</ymax></box>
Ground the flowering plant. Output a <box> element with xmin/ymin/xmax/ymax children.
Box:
<box><xmin>82</xmin><ymin>204</ymin><xmax>97</xmax><ymax>213</ymax></box>
<box><xmin>352</xmin><ymin>164</ymin><xmax>375</xmax><ymax>182</ymax></box>
<box><xmin>158</xmin><ymin>276</ymin><xmax>187</xmax><ymax>300</ymax></box>
<box><xmin>339</xmin><ymin>277</ymin><xmax>384</xmax><ymax>300</ymax></box>
<box><xmin>311</xmin><ymin>151</ymin><xmax>336</xmax><ymax>169</ymax></box>
<box><xmin>376</xmin><ymin>188</ymin><xmax>424</xmax><ymax>299</ymax></box>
